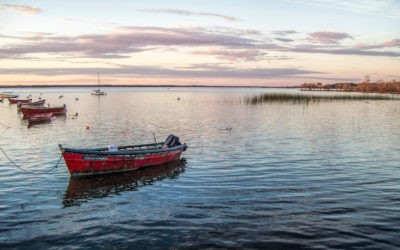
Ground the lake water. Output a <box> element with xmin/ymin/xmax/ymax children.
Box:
<box><xmin>0</xmin><ymin>87</ymin><xmax>399</xmax><ymax>249</ymax></box>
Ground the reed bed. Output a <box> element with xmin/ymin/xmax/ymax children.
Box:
<box><xmin>244</xmin><ymin>93</ymin><xmax>400</xmax><ymax>105</ymax></box>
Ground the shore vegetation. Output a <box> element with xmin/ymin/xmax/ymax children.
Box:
<box><xmin>300</xmin><ymin>80</ymin><xmax>400</xmax><ymax>94</ymax></box>
<box><xmin>244</xmin><ymin>93</ymin><xmax>400</xmax><ymax>105</ymax></box>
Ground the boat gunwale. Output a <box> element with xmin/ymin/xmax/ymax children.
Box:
<box><xmin>20</xmin><ymin>105</ymin><xmax>65</xmax><ymax>111</ymax></box>
<box><xmin>59</xmin><ymin>143</ymin><xmax>187</xmax><ymax>155</ymax></box>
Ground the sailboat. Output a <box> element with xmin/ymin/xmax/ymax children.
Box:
<box><xmin>91</xmin><ymin>73</ymin><xmax>107</xmax><ymax>96</ymax></box>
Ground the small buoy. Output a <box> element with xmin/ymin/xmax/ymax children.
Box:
<box><xmin>86</xmin><ymin>125</ymin><xmax>90</xmax><ymax>130</ymax></box>
<box><xmin>177</xmin><ymin>96</ymin><xmax>180</xmax><ymax>101</ymax></box>
<box><xmin>75</xmin><ymin>98</ymin><xmax>79</xmax><ymax>101</ymax></box>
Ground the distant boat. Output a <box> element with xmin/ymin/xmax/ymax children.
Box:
<box><xmin>0</xmin><ymin>92</ymin><xmax>18</xmax><ymax>98</ymax></box>
<box><xmin>20</xmin><ymin>104</ymin><xmax>67</xmax><ymax>118</ymax></box>
<box><xmin>8</xmin><ymin>97</ymin><xmax>32</xmax><ymax>104</ymax></box>
<box><xmin>59</xmin><ymin>134</ymin><xmax>187</xmax><ymax>176</ymax></box>
<box><xmin>17</xmin><ymin>99</ymin><xmax>46</xmax><ymax>110</ymax></box>
<box><xmin>91</xmin><ymin>73</ymin><xmax>107</xmax><ymax>96</ymax></box>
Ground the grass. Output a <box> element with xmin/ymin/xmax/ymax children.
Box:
<box><xmin>244</xmin><ymin>93</ymin><xmax>400</xmax><ymax>105</ymax></box>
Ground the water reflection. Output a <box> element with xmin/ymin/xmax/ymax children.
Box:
<box><xmin>63</xmin><ymin>158</ymin><xmax>186</xmax><ymax>207</ymax></box>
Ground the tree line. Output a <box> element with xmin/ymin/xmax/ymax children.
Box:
<box><xmin>300</xmin><ymin>80</ymin><xmax>400</xmax><ymax>94</ymax></box>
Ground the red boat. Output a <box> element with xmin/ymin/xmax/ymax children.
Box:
<box><xmin>8</xmin><ymin>98</ymin><xmax>32</xmax><ymax>104</ymax></box>
<box><xmin>59</xmin><ymin>135</ymin><xmax>187</xmax><ymax>176</ymax></box>
<box><xmin>20</xmin><ymin>104</ymin><xmax>66</xmax><ymax>118</ymax></box>
<box><xmin>27</xmin><ymin>112</ymin><xmax>52</xmax><ymax>126</ymax></box>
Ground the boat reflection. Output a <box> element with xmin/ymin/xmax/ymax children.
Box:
<box><xmin>63</xmin><ymin>158</ymin><xmax>186</xmax><ymax>207</ymax></box>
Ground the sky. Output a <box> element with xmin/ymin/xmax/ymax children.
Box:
<box><xmin>0</xmin><ymin>0</ymin><xmax>399</xmax><ymax>86</ymax></box>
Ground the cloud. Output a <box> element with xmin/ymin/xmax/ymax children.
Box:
<box><xmin>274</xmin><ymin>37</ymin><xmax>294</xmax><ymax>43</ymax></box>
<box><xmin>140</xmin><ymin>8</ymin><xmax>240</xmax><ymax>21</ymax></box>
<box><xmin>308</xmin><ymin>31</ymin><xmax>353</xmax><ymax>44</ymax></box>
<box><xmin>296</xmin><ymin>0</ymin><xmax>400</xmax><ymax>19</ymax></box>
<box><xmin>287</xmin><ymin>45</ymin><xmax>400</xmax><ymax>57</ymax></box>
<box><xmin>1</xmin><ymin>26</ymin><xmax>398</xmax><ymax>61</ymax></box>
<box><xmin>0</xmin><ymin>65</ymin><xmax>318</xmax><ymax>79</ymax></box>
<box><xmin>272</xmin><ymin>30</ymin><xmax>297</xmax><ymax>36</ymax></box>
<box><xmin>357</xmin><ymin>39</ymin><xmax>400</xmax><ymax>49</ymax></box>
<box><xmin>0</xmin><ymin>3</ymin><xmax>41</xmax><ymax>16</ymax></box>
<box><xmin>0</xmin><ymin>26</ymin><xmax>258</xmax><ymax>59</ymax></box>
<box><xmin>193</xmin><ymin>47</ymin><xmax>267</xmax><ymax>61</ymax></box>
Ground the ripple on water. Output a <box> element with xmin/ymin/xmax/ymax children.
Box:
<box><xmin>0</xmin><ymin>88</ymin><xmax>400</xmax><ymax>249</ymax></box>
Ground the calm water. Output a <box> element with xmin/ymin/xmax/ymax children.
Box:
<box><xmin>0</xmin><ymin>87</ymin><xmax>399</xmax><ymax>249</ymax></box>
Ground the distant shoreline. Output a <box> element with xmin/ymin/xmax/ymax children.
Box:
<box><xmin>0</xmin><ymin>85</ymin><xmax>299</xmax><ymax>89</ymax></box>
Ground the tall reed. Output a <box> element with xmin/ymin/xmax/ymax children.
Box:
<box><xmin>244</xmin><ymin>93</ymin><xmax>399</xmax><ymax>105</ymax></box>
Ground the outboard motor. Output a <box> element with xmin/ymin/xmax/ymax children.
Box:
<box><xmin>165</xmin><ymin>134</ymin><xmax>181</xmax><ymax>147</ymax></box>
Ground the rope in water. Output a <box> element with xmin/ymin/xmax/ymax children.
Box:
<box><xmin>0</xmin><ymin>122</ymin><xmax>11</xmax><ymax>139</ymax></box>
<box><xmin>0</xmin><ymin>122</ymin><xmax>11</xmax><ymax>128</ymax></box>
<box><xmin>0</xmin><ymin>146</ymin><xmax>63</xmax><ymax>175</ymax></box>
<box><xmin>0</xmin><ymin>102</ymin><xmax>67</xmax><ymax>175</ymax></box>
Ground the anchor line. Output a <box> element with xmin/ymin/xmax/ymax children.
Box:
<box><xmin>0</xmin><ymin>146</ymin><xmax>63</xmax><ymax>175</ymax></box>
<box><xmin>0</xmin><ymin>122</ymin><xmax>11</xmax><ymax>128</ymax></box>
<box><xmin>0</xmin><ymin>122</ymin><xmax>11</xmax><ymax>139</ymax></box>
<box><xmin>0</xmin><ymin>128</ymin><xmax>10</xmax><ymax>139</ymax></box>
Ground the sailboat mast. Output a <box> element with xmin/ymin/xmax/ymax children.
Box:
<box><xmin>98</xmin><ymin>72</ymin><xmax>100</xmax><ymax>90</ymax></box>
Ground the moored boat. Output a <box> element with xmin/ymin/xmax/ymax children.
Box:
<box><xmin>20</xmin><ymin>104</ymin><xmax>66</xmax><ymax>118</ymax></box>
<box><xmin>59</xmin><ymin>134</ymin><xmax>187</xmax><ymax>176</ymax></box>
<box><xmin>17</xmin><ymin>99</ymin><xmax>46</xmax><ymax>109</ymax></box>
<box><xmin>0</xmin><ymin>92</ymin><xmax>18</xmax><ymax>98</ymax></box>
<box><xmin>27</xmin><ymin>112</ymin><xmax>52</xmax><ymax>126</ymax></box>
<box><xmin>91</xmin><ymin>89</ymin><xmax>107</xmax><ymax>95</ymax></box>
<box><xmin>91</xmin><ymin>73</ymin><xmax>107</xmax><ymax>96</ymax></box>
<box><xmin>8</xmin><ymin>98</ymin><xmax>32</xmax><ymax>104</ymax></box>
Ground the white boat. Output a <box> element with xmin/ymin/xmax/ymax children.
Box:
<box><xmin>91</xmin><ymin>73</ymin><xmax>107</xmax><ymax>96</ymax></box>
<box><xmin>0</xmin><ymin>92</ymin><xmax>18</xmax><ymax>98</ymax></box>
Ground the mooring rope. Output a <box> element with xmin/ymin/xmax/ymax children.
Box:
<box><xmin>0</xmin><ymin>146</ymin><xmax>63</xmax><ymax>175</ymax></box>
<box><xmin>0</xmin><ymin>122</ymin><xmax>11</xmax><ymax>139</ymax></box>
<box><xmin>0</xmin><ymin>122</ymin><xmax>12</xmax><ymax>128</ymax></box>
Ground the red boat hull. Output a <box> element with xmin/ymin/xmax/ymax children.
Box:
<box><xmin>20</xmin><ymin>105</ymin><xmax>66</xmax><ymax>117</ymax></box>
<box><xmin>61</xmin><ymin>147</ymin><xmax>185</xmax><ymax>176</ymax></box>
<box><xmin>9</xmin><ymin>98</ymin><xmax>32</xmax><ymax>104</ymax></box>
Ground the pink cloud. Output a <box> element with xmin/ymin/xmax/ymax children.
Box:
<box><xmin>1</xmin><ymin>26</ymin><xmax>398</xmax><ymax>61</ymax></box>
<box><xmin>358</xmin><ymin>39</ymin><xmax>400</xmax><ymax>49</ymax></box>
<box><xmin>0</xmin><ymin>3</ymin><xmax>41</xmax><ymax>16</ymax></box>
<box><xmin>308</xmin><ymin>31</ymin><xmax>353</xmax><ymax>44</ymax></box>
<box><xmin>0</xmin><ymin>65</ymin><xmax>319</xmax><ymax>79</ymax></box>
<box><xmin>0</xmin><ymin>26</ymin><xmax>257</xmax><ymax>59</ymax></box>
<box><xmin>140</xmin><ymin>8</ymin><xmax>240</xmax><ymax>22</ymax></box>
<box><xmin>194</xmin><ymin>47</ymin><xmax>267</xmax><ymax>61</ymax></box>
